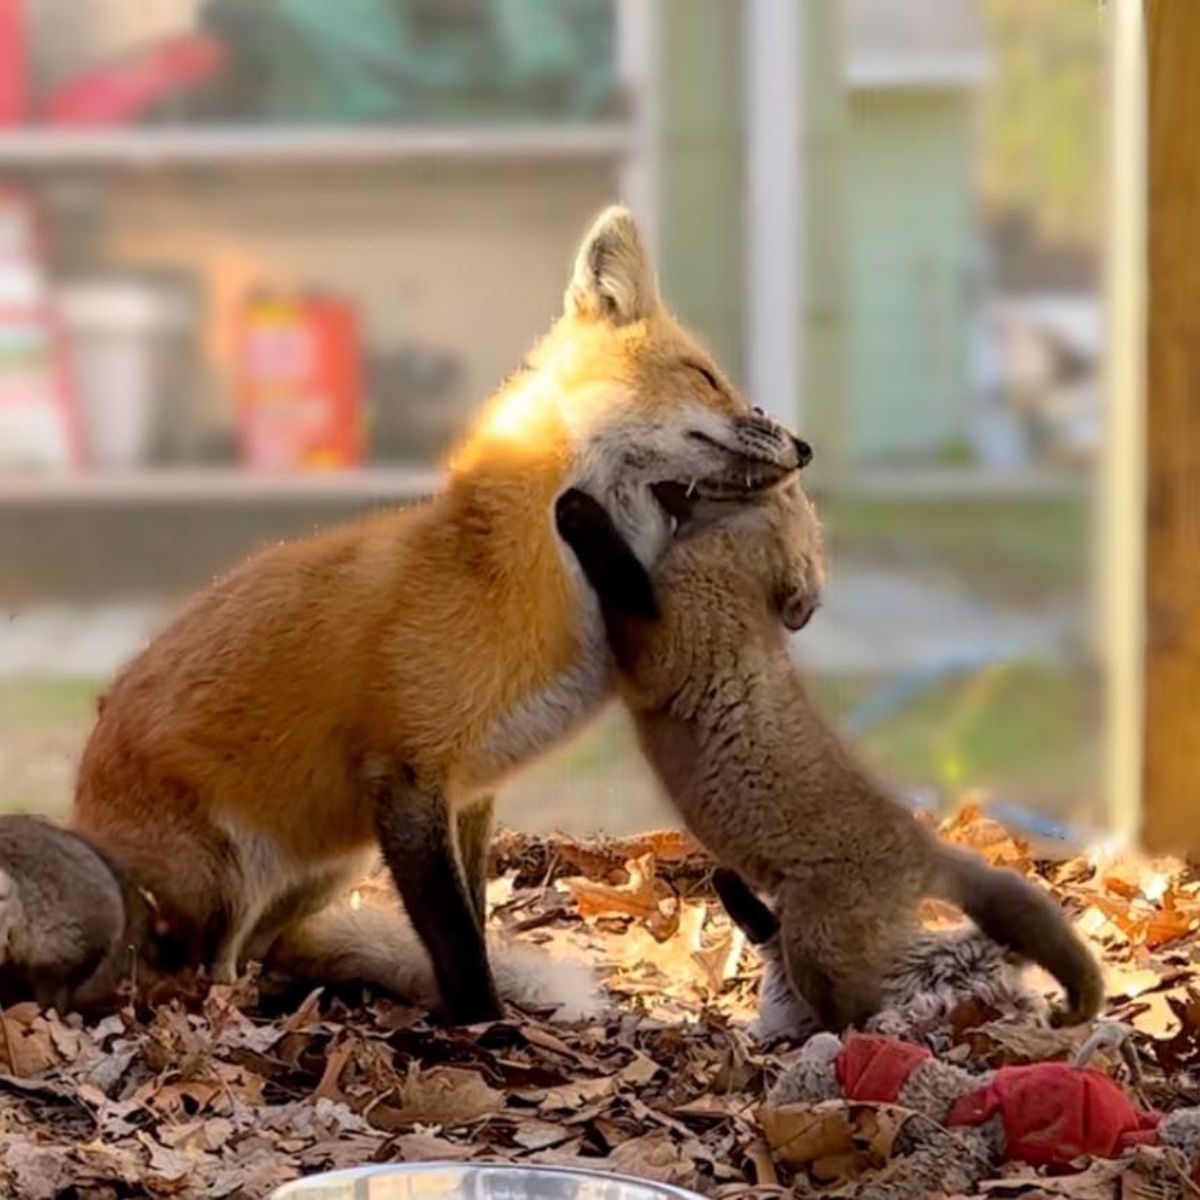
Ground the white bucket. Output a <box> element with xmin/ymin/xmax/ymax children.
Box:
<box><xmin>57</xmin><ymin>278</ymin><xmax>193</xmax><ymax>469</ymax></box>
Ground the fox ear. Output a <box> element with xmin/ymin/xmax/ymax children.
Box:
<box><xmin>565</xmin><ymin>206</ymin><xmax>659</xmax><ymax>325</ymax></box>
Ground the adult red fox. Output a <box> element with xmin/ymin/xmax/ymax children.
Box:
<box><xmin>72</xmin><ymin>206</ymin><xmax>808</xmax><ymax>1023</ymax></box>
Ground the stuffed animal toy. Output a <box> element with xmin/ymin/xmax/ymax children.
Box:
<box><xmin>767</xmin><ymin>1030</ymin><xmax>1198</xmax><ymax>1200</ymax></box>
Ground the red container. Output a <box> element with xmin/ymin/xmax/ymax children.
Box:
<box><xmin>235</xmin><ymin>293</ymin><xmax>364</xmax><ymax>472</ymax></box>
<box><xmin>0</xmin><ymin>0</ymin><xmax>28</xmax><ymax>126</ymax></box>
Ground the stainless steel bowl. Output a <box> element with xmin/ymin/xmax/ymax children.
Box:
<box><xmin>272</xmin><ymin>1163</ymin><xmax>707</xmax><ymax>1200</ymax></box>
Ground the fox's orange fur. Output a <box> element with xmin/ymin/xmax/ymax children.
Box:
<box><xmin>72</xmin><ymin>207</ymin><xmax>806</xmax><ymax>1022</ymax></box>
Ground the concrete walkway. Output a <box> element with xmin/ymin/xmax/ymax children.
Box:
<box><xmin>0</xmin><ymin>601</ymin><xmax>168</xmax><ymax>679</ymax></box>
<box><xmin>0</xmin><ymin>565</ymin><xmax>1077</xmax><ymax>682</ymax></box>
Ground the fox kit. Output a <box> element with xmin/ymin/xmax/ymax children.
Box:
<box><xmin>73</xmin><ymin>207</ymin><xmax>808</xmax><ymax>1024</ymax></box>
<box><xmin>554</xmin><ymin>483</ymin><xmax>1104</xmax><ymax>1032</ymax></box>
<box><xmin>0</xmin><ymin>815</ymin><xmax>164</xmax><ymax>1013</ymax></box>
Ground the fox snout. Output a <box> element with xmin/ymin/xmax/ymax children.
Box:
<box><xmin>748</xmin><ymin>406</ymin><xmax>813</xmax><ymax>470</ymax></box>
<box><xmin>734</xmin><ymin>413</ymin><xmax>813</xmax><ymax>472</ymax></box>
<box><xmin>686</xmin><ymin>414</ymin><xmax>811</xmax><ymax>501</ymax></box>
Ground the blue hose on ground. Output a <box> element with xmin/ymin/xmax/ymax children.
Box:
<box><xmin>842</xmin><ymin>651</ymin><xmax>1000</xmax><ymax>737</ymax></box>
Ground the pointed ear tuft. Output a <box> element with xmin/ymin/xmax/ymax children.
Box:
<box><xmin>565</xmin><ymin>205</ymin><xmax>660</xmax><ymax>325</ymax></box>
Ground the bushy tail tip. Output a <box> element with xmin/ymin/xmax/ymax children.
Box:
<box><xmin>271</xmin><ymin>900</ymin><xmax>606</xmax><ymax>1023</ymax></box>
<box><xmin>932</xmin><ymin>843</ymin><xmax>1104</xmax><ymax>1024</ymax></box>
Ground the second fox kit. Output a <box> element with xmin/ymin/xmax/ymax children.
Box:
<box><xmin>0</xmin><ymin>815</ymin><xmax>167</xmax><ymax>1013</ymax></box>
<box><xmin>554</xmin><ymin>483</ymin><xmax>1104</xmax><ymax>1031</ymax></box>
<box><xmin>72</xmin><ymin>207</ymin><xmax>807</xmax><ymax>1024</ymax></box>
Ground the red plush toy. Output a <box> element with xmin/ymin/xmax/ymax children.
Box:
<box><xmin>770</xmin><ymin>1031</ymin><xmax>1199</xmax><ymax>1199</ymax></box>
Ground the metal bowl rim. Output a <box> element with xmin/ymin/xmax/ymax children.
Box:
<box><xmin>272</xmin><ymin>1160</ymin><xmax>707</xmax><ymax>1200</ymax></box>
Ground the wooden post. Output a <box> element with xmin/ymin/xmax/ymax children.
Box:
<box><xmin>1100</xmin><ymin>0</ymin><xmax>1145</xmax><ymax>847</ymax></box>
<box><xmin>1143</xmin><ymin>0</ymin><xmax>1200</xmax><ymax>855</ymax></box>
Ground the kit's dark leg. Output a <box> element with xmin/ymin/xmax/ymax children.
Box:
<box><xmin>712</xmin><ymin>867</ymin><xmax>779</xmax><ymax>945</ymax></box>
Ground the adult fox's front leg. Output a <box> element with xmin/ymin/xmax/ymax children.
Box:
<box><xmin>456</xmin><ymin>794</ymin><xmax>494</xmax><ymax>930</ymax></box>
<box><xmin>372</xmin><ymin>763</ymin><xmax>502</xmax><ymax>1024</ymax></box>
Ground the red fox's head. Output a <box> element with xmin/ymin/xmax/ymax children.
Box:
<box><xmin>454</xmin><ymin>206</ymin><xmax>810</xmax><ymax>564</ymax></box>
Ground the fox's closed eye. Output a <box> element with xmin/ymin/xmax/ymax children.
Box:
<box><xmin>684</xmin><ymin>361</ymin><xmax>720</xmax><ymax>391</ymax></box>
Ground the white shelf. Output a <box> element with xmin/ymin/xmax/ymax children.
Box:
<box><xmin>0</xmin><ymin>466</ymin><xmax>442</xmax><ymax>505</ymax></box>
<box><xmin>0</xmin><ymin>124</ymin><xmax>633</xmax><ymax>167</ymax></box>
<box><xmin>0</xmin><ymin>465</ymin><xmax>1087</xmax><ymax>506</ymax></box>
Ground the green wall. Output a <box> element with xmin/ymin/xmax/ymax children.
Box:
<box><xmin>845</xmin><ymin>90</ymin><xmax>974</xmax><ymax>461</ymax></box>
<box><xmin>655</xmin><ymin>1</ymin><xmax>846</xmax><ymax>475</ymax></box>
<box><xmin>656</xmin><ymin>7</ymin><xmax>979</xmax><ymax>469</ymax></box>
<box><xmin>800</xmin><ymin>0</ymin><xmax>848</xmax><ymax>479</ymax></box>
<box><xmin>656</xmin><ymin>0</ymin><xmax>745</xmax><ymax>379</ymax></box>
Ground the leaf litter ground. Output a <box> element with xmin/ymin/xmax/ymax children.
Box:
<box><xmin>3</xmin><ymin>810</ymin><xmax>1200</xmax><ymax>1199</ymax></box>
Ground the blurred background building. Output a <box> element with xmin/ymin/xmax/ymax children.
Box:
<box><xmin>0</xmin><ymin>0</ymin><xmax>1110</xmax><ymax>839</ymax></box>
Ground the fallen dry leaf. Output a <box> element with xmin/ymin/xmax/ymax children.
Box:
<box><xmin>567</xmin><ymin>852</ymin><xmax>679</xmax><ymax>940</ymax></box>
<box><xmin>608</xmin><ymin>830</ymin><xmax>703</xmax><ymax>863</ymax></box>
<box><xmin>620</xmin><ymin>1050</ymin><xmax>663</xmax><ymax>1086</ymax></box>
<box><xmin>969</xmin><ymin>1020</ymin><xmax>1091</xmax><ymax>1065</ymax></box>
<box><xmin>811</xmin><ymin>1147</ymin><xmax>868</xmax><ymax>1184</ymax></box>
<box><xmin>0</xmin><ymin>814</ymin><xmax>1195</xmax><ymax>1200</ymax></box>
<box><xmin>610</xmin><ymin>1129</ymin><xmax>699</xmax><ymax>1188</ymax></box>
<box><xmin>390</xmin><ymin>1132</ymin><xmax>475</xmax><ymax>1162</ymax></box>
<box><xmin>371</xmin><ymin>1065</ymin><xmax>502</xmax><ymax>1129</ymax></box>
<box><xmin>744</xmin><ymin>1136</ymin><xmax>779</xmax><ymax>1186</ymax></box>
<box><xmin>312</xmin><ymin>1036</ymin><xmax>357</xmax><ymax>1101</ymax></box>
<box><xmin>538</xmin><ymin>1074</ymin><xmax>617</xmax><ymax>1111</ymax></box>
<box><xmin>757</xmin><ymin>1102</ymin><xmax>856</xmax><ymax>1167</ymax></box>
<box><xmin>509</xmin><ymin>1117</ymin><xmax>578</xmax><ymax>1151</ymax></box>
<box><xmin>1103</xmin><ymin>963</ymin><xmax>1169</xmax><ymax>1002</ymax></box>
<box><xmin>979</xmin><ymin>1155</ymin><xmax>1128</xmax><ymax>1196</ymax></box>
<box><xmin>0</xmin><ymin>1006</ymin><xmax>63</xmax><ymax>1079</ymax></box>
<box><xmin>1</xmin><ymin>1138</ymin><xmax>72</xmax><ymax>1200</ymax></box>
<box><xmin>940</xmin><ymin>804</ymin><xmax>1032</xmax><ymax>870</ymax></box>
<box><xmin>136</xmin><ymin>1131</ymin><xmax>198</xmax><ymax>1184</ymax></box>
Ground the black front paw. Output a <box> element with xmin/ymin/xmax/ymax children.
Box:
<box><xmin>438</xmin><ymin>989</ymin><xmax>505</xmax><ymax>1026</ymax></box>
<box><xmin>554</xmin><ymin>487</ymin><xmax>609</xmax><ymax>545</ymax></box>
<box><xmin>554</xmin><ymin>486</ymin><xmax>659</xmax><ymax>622</ymax></box>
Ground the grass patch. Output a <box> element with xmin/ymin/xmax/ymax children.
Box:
<box><xmin>0</xmin><ymin>677</ymin><xmax>98</xmax><ymax>727</ymax></box>
<box><xmin>850</xmin><ymin>661</ymin><xmax>1100</xmax><ymax>815</ymax></box>
<box><xmin>0</xmin><ymin>678</ymin><xmax>99</xmax><ymax>817</ymax></box>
